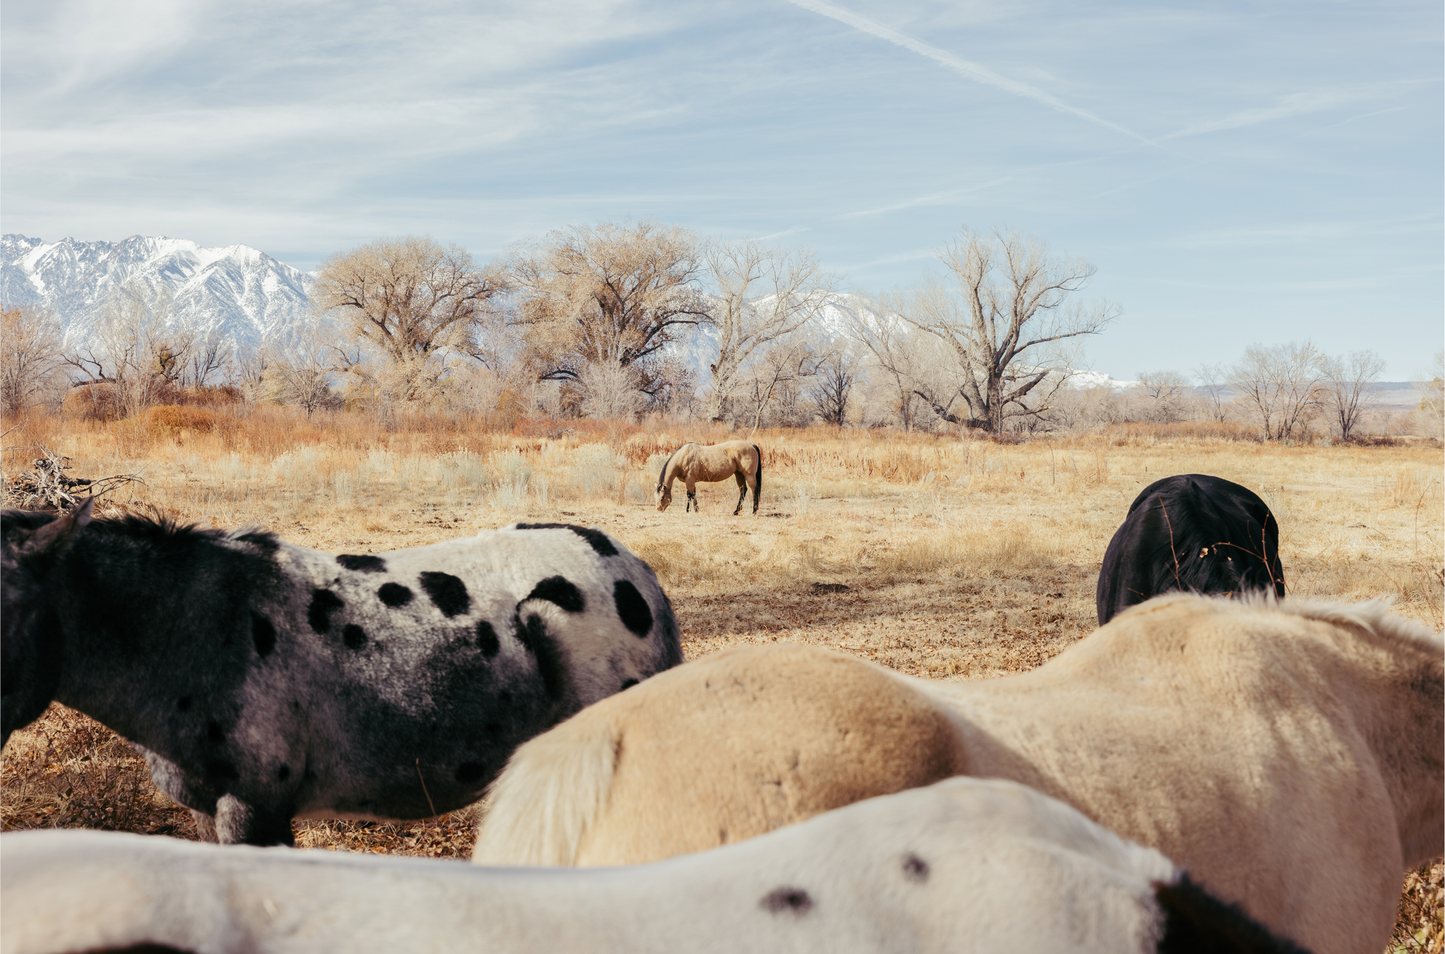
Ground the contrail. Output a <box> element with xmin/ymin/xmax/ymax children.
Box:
<box><xmin>785</xmin><ymin>0</ymin><xmax>1152</xmax><ymax>145</ymax></box>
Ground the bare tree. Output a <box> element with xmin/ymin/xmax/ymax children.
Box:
<box><xmin>702</xmin><ymin>240</ymin><xmax>837</xmax><ymax>421</ymax></box>
<box><xmin>184</xmin><ymin>329</ymin><xmax>232</xmax><ymax>388</ymax></box>
<box><xmin>736</xmin><ymin>336</ymin><xmax>821</xmax><ymax>431</ymax></box>
<box><xmin>312</xmin><ymin>236</ymin><xmax>505</xmax><ymax>402</ymax></box>
<box><xmin>1135</xmin><ymin>370</ymin><xmax>1193</xmax><ymax>423</ymax></box>
<box><xmin>1414</xmin><ymin>350</ymin><xmax>1443</xmax><ymax>439</ymax></box>
<box><xmin>1193</xmin><ymin>363</ymin><xmax>1233</xmax><ymax>423</ymax></box>
<box><xmin>1318</xmin><ymin>349</ymin><xmax>1384</xmax><ymax>442</ymax></box>
<box><xmin>264</xmin><ymin>351</ymin><xmax>339</xmax><ymax>417</ymax></box>
<box><xmin>844</xmin><ymin>291</ymin><xmax>933</xmax><ymax>430</ymax></box>
<box><xmin>1231</xmin><ymin>341</ymin><xmax>1325</xmax><ymax>441</ymax></box>
<box><xmin>578</xmin><ymin>361</ymin><xmax>646</xmax><ymax>422</ymax></box>
<box><xmin>1</xmin><ymin>303</ymin><xmax>67</xmax><ymax>414</ymax></box>
<box><xmin>902</xmin><ymin>228</ymin><xmax>1119</xmax><ymax>433</ymax></box>
<box><xmin>809</xmin><ymin>347</ymin><xmax>858</xmax><ymax>426</ymax></box>
<box><xmin>65</xmin><ymin>285</ymin><xmax>196</xmax><ymax>416</ymax></box>
<box><xmin>509</xmin><ymin>221</ymin><xmax>708</xmax><ymax>403</ymax></box>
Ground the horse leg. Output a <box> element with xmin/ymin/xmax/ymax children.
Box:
<box><xmin>686</xmin><ymin>479</ymin><xmax>698</xmax><ymax>512</ymax></box>
<box><xmin>214</xmin><ymin>793</ymin><xmax>296</xmax><ymax>847</ymax></box>
<box><xmin>733</xmin><ymin>472</ymin><xmax>746</xmax><ymax>516</ymax></box>
<box><xmin>139</xmin><ymin>746</ymin><xmax>225</xmax><ymax>841</ymax></box>
<box><xmin>190</xmin><ymin>809</ymin><xmax>220</xmax><ymax>843</ymax></box>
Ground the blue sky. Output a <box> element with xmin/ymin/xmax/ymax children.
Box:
<box><xmin>3</xmin><ymin>0</ymin><xmax>1440</xmax><ymax>379</ymax></box>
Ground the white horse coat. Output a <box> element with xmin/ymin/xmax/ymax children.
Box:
<box><xmin>0</xmin><ymin>778</ymin><xmax>1303</xmax><ymax>954</ymax></box>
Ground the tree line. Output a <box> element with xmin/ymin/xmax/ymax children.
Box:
<box><xmin>2</xmin><ymin>222</ymin><xmax>1438</xmax><ymax>442</ymax></box>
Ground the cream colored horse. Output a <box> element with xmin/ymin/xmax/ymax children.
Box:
<box><xmin>655</xmin><ymin>441</ymin><xmax>762</xmax><ymax>514</ymax></box>
<box><xmin>473</xmin><ymin>594</ymin><xmax>1444</xmax><ymax>954</ymax></box>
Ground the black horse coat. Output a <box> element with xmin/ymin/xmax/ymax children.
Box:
<box><xmin>1</xmin><ymin>504</ymin><xmax>680</xmax><ymax>845</ymax></box>
<box><xmin>1095</xmin><ymin>474</ymin><xmax>1285</xmax><ymax>625</ymax></box>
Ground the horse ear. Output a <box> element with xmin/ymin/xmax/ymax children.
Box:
<box><xmin>21</xmin><ymin>498</ymin><xmax>94</xmax><ymax>562</ymax></box>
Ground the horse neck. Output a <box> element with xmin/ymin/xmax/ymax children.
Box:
<box><xmin>48</xmin><ymin>528</ymin><xmax>209</xmax><ymax>735</ymax></box>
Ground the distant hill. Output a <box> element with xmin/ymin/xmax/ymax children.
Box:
<box><xmin>1</xmin><ymin>234</ymin><xmax>313</xmax><ymax>350</ymax></box>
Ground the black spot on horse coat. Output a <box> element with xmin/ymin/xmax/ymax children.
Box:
<box><xmin>513</xmin><ymin>523</ymin><xmax>619</xmax><ymax>557</ymax></box>
<box><xmin>524</xmin><ymin>576</ymin><xmax>585</xmax><ymax>614</ymax></box>
<box><xmin>378</xmin><ymin>582</ymin><xmax>413</xmax><ymax>607</ymax></box>
<box><xmin>516</xmin><ymin>613</ymin><xmax>569</xmax><ymax>702</ymax></box>
<box><xmin>420</xmin><ymin>572</ymin><xmax>470</xmax><ymax>618</ymax></box>
<box><xmin>251</xmin><ymin>614</ymin><xmax>276</xmax><ymax>657</ymax></box>
<box><xmin>476</xmin><ymin>620</ymin><xmax>500</xmax><ymax>657</ymax></box>
<box><xmin>342</xmin><ymin>625</ymin><xmax>367</xmax><ymax>650</ymax></box>
<box><xmin>308</xmin><ymin>589</ymin><xmax>344</xmax><ymax>633</ymax></box>
<box><xmin>336</xmin><ymin>554</ymin><xmax>387</xmax><ymax>573</ymax></box>
<box><xmin>902</xmin><ymin>854</ymin><xmax>929</xmax><ymax>882</ymax></box>
<box><xmin>760</xmin><ymin>887</ymin><xmax>813</xmax><ymax>915</ymax></box>
<box><xmin>612</xmin><ymin>580</ymin><xmax>653</xmax><ymax>637</ymax></box>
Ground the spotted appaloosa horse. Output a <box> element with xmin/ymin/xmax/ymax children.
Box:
<box><xmin>1096</xmin><ymin>473</ymin><xmax>1285</xmax><ymax>625</ymax></box>
<box><xmin>1</xmin><ymin>500</ymin><xmax>680</xmax><ymax>846</ymax></box>
<box><xmin>655</xmin><ymin>441</ymin><xmax>762</xmax><ymax>514</ymax></box>
<box><xmin>1</xmin><ymin>778</ymin><xmax>1309</xmax><ymax>954</ymax></box>
<box><xmin>473</xmin><ymin>594</ymin><xmax>1443</xmax><ymax>954</ymax></box>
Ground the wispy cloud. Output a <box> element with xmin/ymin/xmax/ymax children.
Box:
<box><xmin>755</xmin><ymin>226</ymin><xmax>813</xmax><ymax>241</ymax></box>
<box><xmin>1177</xmin><ymin>214</ymin><xmax>1441</xmax><ymax>248</ymax></box>
<box><xmin>837</xmin><ymin>177</ymin><xmax>1012</xmax><ymax>219</ymax></box>
<box><xmin>782</xmin><ymin>0</ymin><xmax>1151</xmax><ymax>144</ymax></box>
<box><xmin>1162</xmin><ymin>86</ymin><xmax>1389</xmax><ymax>139</ymax></box>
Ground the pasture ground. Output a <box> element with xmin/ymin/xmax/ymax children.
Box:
<box><xmin>2</xmin><ymin>408</ymin><xmax>1441</xmax><ymax>950</ymax></box>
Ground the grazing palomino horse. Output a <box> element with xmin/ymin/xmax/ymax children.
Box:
<box><xmin>474</xmin><ymin>594</ymin><xmax>1443</xmax><ymax>954</ymax></box>
<box><xmin>1</xmin><ymin>779</ymin><xmax>1308</xmax><ymax>954</ymax></box>
<box><xmin>1</xmin><ymin>500</ymin><xmax>680</xmax><ymax>846</ymax></box>
<box><xmin>655</xmin><ymin>441</ymin><xmax>762</xmax><ymax>514</ymax></box>
<box><xmin>1097</xmin><ymin>473</ymin><xmax>1285</xmax><ymax>625</ymax></box>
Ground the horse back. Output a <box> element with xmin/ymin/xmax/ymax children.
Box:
<box><xmin>572</xmin><ymin>644</ymin><xmax>968</xmax><ymax>865</ymax></box>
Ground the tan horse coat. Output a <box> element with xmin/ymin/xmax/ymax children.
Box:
<box><xmin>474</xmin><ymin>595</ymin><xmax>1444</xmax><ymax>954</ymax></box>
<box><xmin>656</xmin><ymin>441</ymin><xmax>761</xmax><ymax>514</ymax></box>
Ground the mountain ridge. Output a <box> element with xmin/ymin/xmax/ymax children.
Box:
<box><xmin>2</xmin><ymin>234</ymin><xmax>314</xmax><ymax>350</ymax></box>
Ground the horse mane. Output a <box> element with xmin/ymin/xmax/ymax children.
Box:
<box><xmin>1</xmin><ymin>509</ymin><xmax>59</xmax><ymax>534</ymax></box>
<box><xmin>1255</xmin><ymin>593</ymin><xmax>1443</xmax><ymax>651</ymax></box>
<box><xmin>2</xmin><ymin>507</ymin><xmax>281</xmax><ymax>557</ymax></box>
<box><xmin>656</xmin><ymin>445</ymin><xmax>690</xmax><ymax>492</ymax></box>
<box><xmin>1142</xmin><ymin>592</ymin><xmax>1442</xmax><ymax>652</ymax></box>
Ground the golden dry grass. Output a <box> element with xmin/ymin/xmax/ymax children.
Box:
<box><xmin>2</xmin><ymin>407</ymin><xmax>1442</xmax><ymax>948</ymax></box>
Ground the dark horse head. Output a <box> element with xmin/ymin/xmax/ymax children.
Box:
<box><xmin>2</xmin><ymin>498</ymin><xmax>93</xmax><ymax>745</ymax></box>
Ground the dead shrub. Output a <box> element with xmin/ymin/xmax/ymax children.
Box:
<box><xmin>144</xmin><ymin>405</ymin><xmax>218</xmax><ymax>433</ymax></box>
<box><xmin>61</xmin><ymin>383</ymin><xmax>124</xmax><ymax>422</ymax></box>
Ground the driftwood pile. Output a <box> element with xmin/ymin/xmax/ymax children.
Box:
<box><xmin>1</xmin><ymin>448</ymin><xmax>143</xmax><ymax>514</ymax></box>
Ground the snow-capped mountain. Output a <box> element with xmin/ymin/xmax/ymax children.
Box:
<box><xmin>1</xmin><ymin>234</ymin><xmax>314</xmax><ymax>349</ymax></box>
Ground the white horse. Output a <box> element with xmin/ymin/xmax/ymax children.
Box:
<box><xmin>473</xmin><ymin>594</ymin><xmax>1443</xmax><ymax>954</ymax></box>
<box><xmin>655</xmin><ymin>441</ymin><xmax>762</xmax><ymax>514</ymax></box>
<box><xmin>0</xmin><ymin>777</ymin><xmax>1307</xmax><ymax>954</ymax></box>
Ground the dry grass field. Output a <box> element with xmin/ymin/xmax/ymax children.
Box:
<box><xmin>2</xmin><ymin>407</ymin><xmax>1442</xmax><ymax>950</ymax></box>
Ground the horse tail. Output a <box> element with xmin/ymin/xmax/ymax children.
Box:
<box><xmin>752</xmin><ymin>444</ymin><xmax>763</xmax><ymax>511</ymax></box>
<box><xmin>472</xmin><ymin>713</ymin><xmax>622</xmax><ymax>867</ymax></box>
